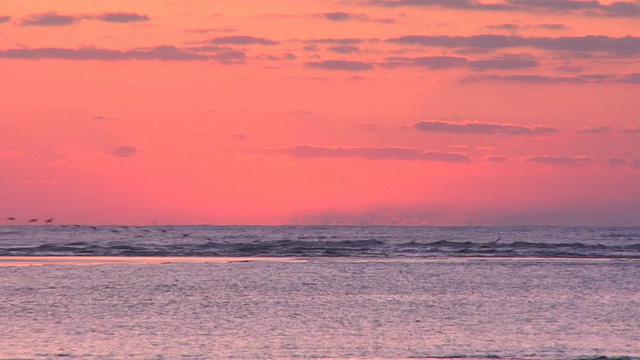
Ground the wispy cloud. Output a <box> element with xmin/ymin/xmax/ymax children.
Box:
<box><xmin>187</xmin><ymin>27</ymin><xmax>238</xmax><ymax>34</ymax></box>
<box><xmin>94</xmin><ymin>12</ymin><xmax>150</xmax><ymax>23</ymax></box>
<box><xmin>620</xmin><ymin>127</ymin><xmax>640</xmax><ymax>134</ymax></box>
<box><xmin>369</xmin><ymin>0</ymin><xmax>514</xmax><ymax>11</ymax></box>
<box><xmin>211</xmin><ymin>50</ymin><xmax>247</xmax><ymax>64</ymax></box>
<box><xmin>318</xmin><ymin>12</ymin><xmax>395</xmax><ymax>23</ymax></box>
<box><xmin>468</xmin><ymin>54</ymin><xmax>539</xmax><ymax>70</ymax></box>
<box><xmin>578</xmin><ymin>126</ymin><xmax>613</xmax><ymax>134</ymax></box>
<box><xmin>382</xmin><ymin>56</ymin><xmax>468</xmax><ymax>69</ymax></box>
<box><xmin>206</xmin><ymin>35</ymin><xmax>279</xmax><ymax>45</ymax></box>
<box><xmin>387</xmin><ymin>35</ymin><xmax>640</xmax><ymax>56</ymax></box>
<box><xmin>382</xmin><ymin>54</ymin><xmax>539</xmax><ymax>70</ymax></box>
<box><xmin>0</xmin><ymin>16</ymin><xmax>11</xmax><ymax>24</ymax></box>
<box><xmin>322</xmin><ymin>12</ymin><xmax>369</xmax><ymax>21</ymax></box>
<box><xmin>0</xmin><ymin>46</ymin><xmax>210</xmax><ymax>61</ymax></box>
<box><xmin>486</xmin><ymin>155</ymin><xmax>511</xmax><ymax>162</ymax></box>
<box><xmin>368</xmin><ymin>0</ymin><xmax>640</xmax><ymax>17</ymax></box>
<box><xmin>256</xmin><ymin>53</ymin><xmax>296</xmax><ymax>61</ymax></box>
<box><xmin>484</xmin><ymin>23</ymin><xmax>570</xmax><ymax>32</ymax></box>
<box><xmin>463</xmin><ymin>73</ymin><xmax>640</xmax><ymax>84</ymax></box>
<box><xmin>507</xmin><ymin>0</ymin><xmax>640</xmax><ymax>17</ymax></box>
<box><xmin>19</xmin><ymin>12</ymin><xmax>81</xmax><ymax>26</ymax></box>
<box><xmin>525</xmin><ymin>155</ymin><xmax>595</xmax><ymax>166</ymax></box>
<box><xmin>305</xmin><ymin>38</ymin><xmax>371</xmax><ymax>45</ymax></box>
<box><xmin>328</xmin><ymin>45</ymin><xmax>361</xmax><ymax>54</ymax></box>
<box><xmin>109</xmin><ymin>146</ymin><xmax>138</xmax><ymax>158</ymax></box>
<box><xmin>17</xmin><ymin>12</ymin><xmax>150</xmax><ymax>26</ymax></box>
<box><xmin>608</xmin><ymin>157</ymin><xmax>627</xmax><ymax>166</ymax></box>
<box><xmin>413</xmin><ymin>120</ymin><xmax>558</xmax><ymax>135</ymax></box>
<box><xmin>260</xmin><ymin>145</ymin><xmax>471</xmax><ymax>162</ymax></box>
<box><xmin>305</xmin><ymin>60</ymin><xmax>374</xmax><ymax>71</ymax></box>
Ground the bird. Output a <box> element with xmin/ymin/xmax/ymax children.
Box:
<box><xmin>45</xmin><ymin>218</ymin><xmax>54</xmax><ymax>225</ymax></box>
<box><xmin>28</xmin><ymin>218</ymin><xmax>38</xmax><ymax>223</ymax></box>
<box><xmin>6</xmin><ymin>217</ymin><xmax>15</xmax><ymax>221</ymax></box>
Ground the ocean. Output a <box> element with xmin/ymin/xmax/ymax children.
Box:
<box><xmin>1</xmin><ymin>226</ymin><xmax>639</xmax><ymax>359</ymax></box>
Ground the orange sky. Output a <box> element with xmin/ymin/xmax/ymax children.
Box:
<box><xmin>1</xmin><ymin>0</ymin><xmax>639</xmax><ymax>225</ymax></box>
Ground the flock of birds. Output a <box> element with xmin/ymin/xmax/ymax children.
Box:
<box><xmin>5</xmin><ymin>217</ymin><xmax>54</xmax><ymax>225</ymax></box>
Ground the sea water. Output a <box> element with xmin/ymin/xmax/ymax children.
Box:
<box><xmin>1</xmin><ymin>226</ymin><xmax>639</xmax><ymax>359</ymax></box>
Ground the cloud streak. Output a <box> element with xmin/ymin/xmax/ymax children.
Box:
<box><xmin>525</xmin><ymin>155</ymin><xmax>595</xmax><ymax>166</ymax></box>
<box><xmin>369</xmin><ymin>0</ymin><xmax>640</xmax><ymax>17</ymax></box>
<box><xmin>17</xmin><ymin>12</ymin><xmax>150</xmax><ymax>26</ymax></box>
<box><xmin>463</xmin><ymin>73</ymin><xmax>640</xmax><ymax>84</ymax></box>
<box><xmin>382</xmin><ymin>54</ymin><xmax>539</xmax><ymax>70</ymax></box>
<box><xmin>413</xmin><ymin>120</ymin><xmax>558</xmax><ymax>135</ymax></box>
<box><xmin>94</xmin><ymin>12</ymin><xmax>150</xmax><ymax>23</ymax></box>
<box><xmin>0</xmin><ymin>16</ymin><xmax>11</xmax><ymax>24</ymax></box>
<box><xmin>305</xmin><ymin>60</ymin><xmax>374</xmax><ymax>71</ymax></box>
<box><xmin>19</xmin><ymin>12</ymin><xmax>80</xmax><ymax>26</ymax></box>
<box><xmin>0</xmin><ymin>46</ymin><xmax>210</xmax><ymax>61</ymax></box>
<box><xmin>319</xmin><ymin>12</ymin><xmax>394</xmax><ymax>23</ymax></box>
<box><xmin>261</xmin><ymin>145</ymin><xmax>471</xmax><ymax>162</ymax></box>
<box><xmin>387</xmin><ymin>35</ymin><xmax>640</xmax><ymax>56</ymax></box>
<box><xmin>109</xmin><ymin>146</ymin><xmax>138</xmax><ymax>158</ymax></box>
<box><xmin>206</xmin><ymin>35</ymin><xmax>279</xmax><ymax>45</ymax></box>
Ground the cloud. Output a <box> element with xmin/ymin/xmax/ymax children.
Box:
<box><xmin>19</xmin><ymin>12</ymin><xmax>81</xmax><ymax>26</ymax></box>
<box><xmin>256</xmin><ymin>53</ymin><xmax>296</xmax><ymax>61</ymax></box>
<box><xmin>369</xmin><ymin>0</ymin><xmax>514</xmax><ymax>11</ymax></box>
<box><xmin>387</xmin><ymin>35</ymin><xmax>640</xmax><ymax>56</ymax></box>
<box><xmin>413</xmin><ymin>120</ymin><xmax>559</xmax><ymax>135</ymax></box>
<box><xmin>485</xmin><ymin>23</ymin><xmax>521</xmax><ymax>31</ymax></box>
<box><xmin>508</xmin><ymin>0</ymin><xmax>640</xmax><ymax>17</ymax></box>
<box><xmin>369</xmin><ymin>0</ymin><xmax>640</xmax><ymax>17</ymax></box>
<box><xmin>463</xmin><ymin>73</ymin><xmax>640</xmax><ymax>84</ymax></box>
<box><xmin>305</xmin><ymin>60</ymin><xmax>374</xmax><ymax>71</ymax></box>
<box><xmin>608</xmin><ymin>157</ymin><xmax>627</xmax><ymax>166</ymax></box>
<box><xmin>328</xmin><ymin>45</ymin><xmax>361</xmax><ymax>54</ymax></box>
<box><xmin>187</xmin><ymin>27</ymin><xmax>238</xmax><ymax>33</ymax></box>
<box><xmin>382</xmin><ymin>56</ymin><xmax>468</xmax><ymax>69</ymax></box>
<box><xmin>262</xmin><ymin>145</ymin><xmax>471</xmax><ymax>162</ymax></box>
<box><xmin>467</xmin><ymin>54</ymin><xmax>539</xmax><ymax>70</ymax></box>
<box><xmin>186</xmin><ymin>45</ymin><xmax>234</xmax><ymax>53</ymax></box>
<box><xmin>525</xmin><ymin>155</ymin><xmax>595</xmax><ymax>166</ymax></box>
<box><xmin>318</xmin><ymin>12</ymin><xmax>395</xmax><ymax>24</ymax></box>
<box><xmin>0</xmin><ymin>16</ymin><xmax>10</xmax><ymax>24</ymax></box>
<box><xmin>94</xmin><ymin>12</ymin><xmax>150</xmax><ymax>23</ymax></box>
<box><xmin>109</xmin><ymin>146</ymin><xmax>138</xmax><ymax>158</ymax></box>
<box><xmin>486</xmin><ymin>155</ymin><xmax>510</xmax><ymax>162</ymax></box>
<box><xmin>211</xmin><ymin>50</ymin><xmax>247</xmax><ymax>64</ymax></box>
<box><xmin>620</xmin><ymin>127</ymin><xmax>640</xmax><ymax>134</ymax></box>
<box><xmin>382</xmin><ymin>54</ymin><xmax>538</xmax><ymax>70</ymax></box>
<box><xmin>305</xmin><ymin>38</ymin><xmax>369</xmax><ymax>45</ymax></box>
<box><xmin>621</xmin><ymin>73</ymin><xmax>640</xmax><ymax>84</ymax></box>
<box><xmin>537</xmin><ymin>23</ymin><xmax>568</xmax><ymax>30</ymax></box>
<box><xmin>0</xmin><ymin>46</ymin><xmax>211</xmax><ymax>61</ymax></box>
<box><xmin>17</xmin><ymin>12</ymin><xmax>151</xmax><ymax>27</ymax></box>
<box><xmin>579</xmin><ymin>126</ymin><xmax>613</xmax><ymax>134</ymax></box>
<box><xmin>206</xmin><ymin>35</ymin><xmax>279</xmax><ymax>45</ymax></box>
<box><xmin>322</xmin><ymin>12</ymin><xmax>369</xmax><ymax>21</ymax></box>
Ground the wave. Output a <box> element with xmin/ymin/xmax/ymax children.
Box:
<box><xmin>2</xmin><ymin>237</ymin><xmax>640</xmax><ymax>258</ymax></box>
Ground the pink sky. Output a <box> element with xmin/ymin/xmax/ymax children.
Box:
<box><xmin>1</xmin><ymin>0</ymin><xmax>639</xmax><ymax>226</ymax></box>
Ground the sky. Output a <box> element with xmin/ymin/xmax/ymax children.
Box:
<box><xmin>1</xmin><ymin>0</ymin><xmax>639</xmax><ymax>226</ymax></box>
